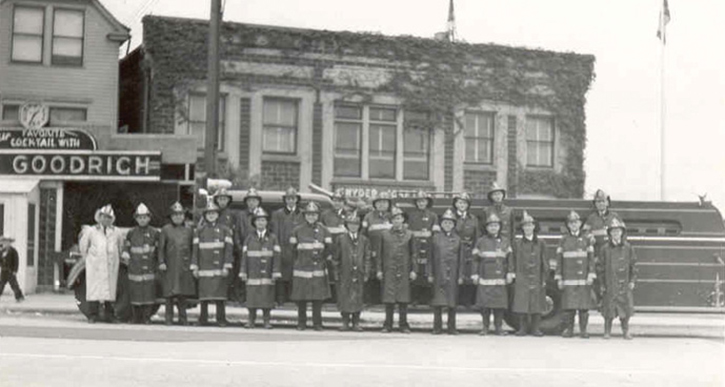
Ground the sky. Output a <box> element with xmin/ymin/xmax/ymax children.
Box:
<box><xmin>102</xmin><ymin>0</ymin><xmax>725</xmax><ymax>210</ymax></box>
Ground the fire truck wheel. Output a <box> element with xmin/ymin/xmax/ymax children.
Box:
<box><xmin>503</xmin><ymin>281</ymin><xmax>566</xmax><ymax>335</ymax></box>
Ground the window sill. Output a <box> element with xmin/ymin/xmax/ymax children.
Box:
<box><xmin>463</xmin><ymin>162</ymin><xmax>497</xmax><ymax>172</ymax></box>
<box><xmin>523</xmin><ymin>165</ymin><xmax>555</xmax><ymax>171</ymax></box>
<box><xmin>262</xmin><ymin>153</ymin><xmax>300</xmax><ymax>163</ymax></box>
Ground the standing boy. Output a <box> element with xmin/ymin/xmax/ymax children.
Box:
<box><xmin>333</xmin><ymin>212</ymin><xmax>371</xmax><ymax>332</ymax></box>
<box><xmin>427</xmin><ymin>209</ymin><xmax>464</xmax><ymax>335</ymax></box>
<box><xmin>158</xmin><ymin>202</ymin><xmax>196</xmax><ymax>326</ymax></box>
<box><xmin>122</xmin><ymin>203</ymin><xmax>160</xmax><ymax>324</ymax></box>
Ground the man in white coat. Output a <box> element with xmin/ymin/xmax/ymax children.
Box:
<box><xmin>79</xmin><ymin>204</ymin><xmax>124</xmax><ymax>323</ymax></box>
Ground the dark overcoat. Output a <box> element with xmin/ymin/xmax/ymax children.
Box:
<box><xmin>158</xmin><ymin>223</ymin><xmax>196</xmax><ymax>297</ymax></box>
<box><xmin>455</xmin><ymin>211</ymin><xmax>480</xmax><ymax>284</ymax></box>
<box><xmin>271</xmin><ymin>207</ymin><xmax>304</xmax><ymax>281</ymax></box>
<box><xmin>427</xmin><ymin>231</ymin><xmax>464</xmax><ymax>307</ymax></box>
<box><xmin>377</xmin><ymin>227</ymin><xmax>419</xmax><ymax>304</ymax></box>
<box><xmin>333</xmin><ymin>233</ymin><xmax>371</xmax><ymax>313</ymax></box>
<box><xmin>511</xmin><ymin>236</ymin><xmax>549</xmax><ymax>314</ymax></box>
<box><xmin>597</xmin><ymin>240</ymin><xmax>638</xmax><ymax>318</ymax></box>
<box><xmin>408</xmin><ymin>208</ymin><xmax>439</xmax><ymax>275</ymax></box>
<box><xmin>123</xmin><ymin>226</ymin><xmax>160</xmax><ymax>305</ymax></box>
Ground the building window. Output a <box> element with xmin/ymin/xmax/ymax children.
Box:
<box><xmin>2</xmin><ymin>104</ymin><xmax>21</xmax><ymax>121</ymax></box>
<box><xmin>188</xmin><ymin>94</ymin><xmax>226</xmax><ymax>151</ymax></box>
<box><xmin>52</xmin><ymin>9</ymin><xmax>84</xmax><ymax>66</ymax></box>
<box><xmin>526</xmin><ymin>116</ymin><xmax>555</xmax><ymax>167</ymax></box>
<box><xmin>369</xmin><ymin>107</ymin><xmax>397</xmax><ymax>179</ymax></box>
<box><xmin>263</xmin><ymin>98</ymin><xmax>298</xmax><ymax>154</ymax></box>
<box><xmin>403</xmin><ymin>111</ymin><xmax>431</xmax><ymax>180</ymax></box>
<box><xmin>12</xmin><ymin>6</ymin><xmax>45</xmax><ymax>63</ymax></box>
<box><xmin>334</xmin><ymin>105</ymin><xmax>362</xmax><ymax>177</ymax></box>
<box><xmin>464</xmin><ymin>112</ymin><xmax>494</xmax><ymax>164</ymax></box>
<box><xmin>49</xmin><ymin>107</ymin><xmax>87</xmax><ymax>124</ymax></box>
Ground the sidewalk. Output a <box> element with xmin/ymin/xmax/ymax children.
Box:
<box><xmin>2</xmin><ymin>293</ymin><xmax>724</xmax><ymax>336</ymax></box>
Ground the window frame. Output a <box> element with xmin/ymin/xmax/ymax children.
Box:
<box><xmin>262</xmin><ymin>97</ymin><xmax>299</xmax><ymax>155</ymax></box>
<box><xmin>51</xmin><ymin>7</ymin><xmax>85</xmax><ymax>67</ymax></box>
<box><xmin>11</xmin><ymin>5</ymin><xmax>46</xmax><ymax>64</ymax></box>
<box><xmin>48</xmin><ymin>107</ymin><xmax>88</xmax><ymax>124</ymax></box>
<box><xmin>525</xmin><ymin>115</ymin><xmax>556</xmax><ymax>168</ymax></box>
<box><xmin>402</xmin><ymin>111</ymin><xmax>432</xmax><ymax>181</ymax></box>
<box><xmin>187</xmin><ymin>93</ymin><xmax>226</xmax><ymax>151</ymax></box>
<box><xmin>463</xmin><ymin>111</ymin><xmax>495</xmax><ymax>165</ymax></box>
<box><xmin>333</xmin><ymin>104</ymin><xmax>363</xmax><ymax>178</ymax></box>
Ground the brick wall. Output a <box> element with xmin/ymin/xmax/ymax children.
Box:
<box><xmin>119</xmin><ymin>49</ymin><xmax>145</xmax><ymax>133</ymax></box>
<box><xmin>261</xmin><ymin>160</ymin><xmax>300</xmax><ymax>190</ymax></box>
<box><xmin>463</xmin><ymin>170</ymin><xmax>498</xmax><ymax>199</ymax></box>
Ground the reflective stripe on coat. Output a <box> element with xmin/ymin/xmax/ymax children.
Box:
<box><xmin>556</xmin><ymin>233</ymin><xmax>597</xmax><ymax>310</ymax></box>
<box><xmin>123</xmin><ymin>226</ymin><xmax>160</xmax><ymax>305</ymax></box>
<box><xmin>290</xmin><ymin>222</ymin><xmax>332</xmax><ymax>301</ymax></box>
<box><xmin>473</xmin><ymin>235</ymin><xmax>512</xmax><ymax>309</ymax></box>
<box><xmin>241</xmin><ymin>232</ymin><xmax>281</xmax><ymax>309</ymax></box>
<box><xmin>192</xmin><ymin>223</ymin><xmax>234</xmax><ymax>301</ymax></box>
<box><xmin>271</xmin><ymin>207</ymin><xmax>304</xmax><ymax>281</ymax></box>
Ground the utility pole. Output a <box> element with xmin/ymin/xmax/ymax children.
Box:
<box><xmin>204</xmin><ymin>0</ymin><xmax>222</xmax><ymax>184</ymax></box>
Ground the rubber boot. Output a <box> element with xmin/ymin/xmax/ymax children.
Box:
<box><xmin>340</xmin><ymin>313</ymin><xmax>351</xmax><ymax>331</ymax></box>
<box><xmin>352</xmin><ymin>312</ymin><xmax>363</xmax><ymax>332</ymax></box>
<box><xmin>447</xmin><ymin>308</ymin><xmax>458</xmax><ymax>335</ymax></box>
<box><xmin>104</xmin><ymin>302</ymin><xmax>117</xmax><ymax>323</ymax></box>
<box><xmin>494</xmin><ymin>309</ymin><xmax>507</xmax><ymax>336</ymax></box>
<box><xmin>88</xmin><ymin>301</ymin><xmax>99</xmax><ymax>324</ymax></box>
<box><xmin>603</xmin><ymin>318</ymin><xmax>613</xmax><ymax>339</ymax></box>
<box><xmin>562</xmin><ymin>311</ymin><xmax>574</xmax><ymax>338</ymax></box>
<box><xmin>247</xmin><ymin>308</ymin><xmax>257</xmax><ymax>329</ymax></box>
<box><xmin>297</xmin><ymin>302</ymin><xmax>307</xmax><ymax>330</ymax></box>
<box><xmin>382</xmin><ymin>304</ymin><xmax>394</xmax><ymax>333</ymax></box>
<box><xmin>432</xmin><ymin>307</ymin><xmax>443</xmax><ymax>335</ymax></box>
<box><xmin>263</xmin><ymin>309</ymin><xmax>272</xmax><ymax>329</ymax></box>
<box><xmin>178</xmin><ymin>297</ymin><xmax>188</xmax><ymax>326</ymax></box>
<box><xmin>312</xmin><ymin>301</ymin><xmax>323</xmax><ymax>331</ymax></box>
<box><xmin>131</xmin><ymin>305</ymin><xmax>141</xmax><ymax>324</ymax></box>
<box><xmin>531</xmin><ymin>314</ymin><xmax>544</xmax><ymax>337</ymax></box>
<box><xmin>142</xmin><ymin>305</ymin><xmax>153</xmax><ymax>324</ymax></box>
<box><xmin>621</xmin><ymin>317</ymin><xmax>633</xmax><ymax>340</ymax></box>
<box><xmin>216</xmin><ymin>301</ymin><xmax>228</xmax><ymax>327</ymax></box>
<box><xmin>516</xmin><ymin>314</ymin><xmax>528</xmax><ymax>336</ymax></box>
<box><xmin>165</xmin><ymin>298</ymin><xmax>174</xmax><ymax>326</ymax></box>
<box><xmin>197</xmin><ymin>302</ymin><xmax>209</xmax><ymax>326</ymax></box>
<box><xmin>399</xmin><ymin>304</ymin><xmax>411</xmax><ymax>333</ymax></box>
<box><xmin>579</xmin><ymin>310</ymin><xmax>590</xmax><ymax>339</ymax></box>
<box><xmin>480</xmin><ymin>308</ymin><xmax>491</xmax><ymax>336</ymax></box>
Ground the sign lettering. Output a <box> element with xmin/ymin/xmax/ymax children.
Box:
<box><xmin>0</xmin><ymin>128</ymin><xmax>97</xmax><ymax>150</ymax></box>
<box><xmin>0</xmin><ymin>151</ymin><xmax>161</xmax><ymax>181</ymax></box>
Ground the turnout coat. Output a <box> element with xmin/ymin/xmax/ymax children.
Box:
<box><xmin>192</xmin><ymin>222</ymin><xmax>234</xmax><ymax>301</ymax></box>
<box><xmin>241</xmin><ymin>231</ymin><xmax>281</xmax><ymax>309</ymax></box>
<box><xmin>377</xmin><ymin>227</ymin><xmax>419</xmax><ymax>304</ymax></box>
<box><xmin>483</xmin><ymin>204</ymin><xmax>514</xmax><ymax>243</ymax></box>
<box><xmin>408</xmin><ymin>208</ymin><xmax>439</xmax><ymax>275</ymax></box>
<box><xmin>472</xmin><ymin>235</ymin><xmax>512</xmax><ymax>309</ymax></box>
<box><xmin>511</xmin><ymin>236</ymin><xmax>549</xmax><ymax>314</ymax></box>
<box><xmin>158</xmin><ymin>223</ymin><xmax>196</xmax><ymax>298</ymax></box>
<box><xmin>321</xmin><ymin>208</ymin><xmax>349</xmax><ymax>238</ymax></box>
<box><xmin>455</xmin><ymin>212</ymin><xmax>480</xmax><ymax>285</ymax></box>
<box><xmin>362</xmin><ymin>211</ymin><xmax>392</xmax><ymax>268</ymax></box>
<box><xmin>597</xmin><ymin>240</ymin><xmax>638</xmax><ymax>318</ymax></box>
<box><xmin>427</xmin><ymin>231</ymin><xmax>464</xmax><ymax>307</ymax></box>
<box><xmin>122</xmin><ymin>226</ymin><xmax>160</xmax><ymax>305</ymax></box>
<box><xmin>271</xmin><ymin>207</ymin><xmax>304</xmax><ymax>281</ymax></box>
<box><xmin>555</xmin><ymin>232</ymin><xmax>597</xmax><ymax>310</ymax></box>
<box><xmin>289</xmin><ymin>222</ymin><xmax>332</xmax><ymax>301</ymax></box>
<box><xmin>583</xmin><ymin>211</ymin><xmax>621</xmax><ymax>249</ymax></box>
<box><xmin>333</xmin><ymin>232</ymin><xmax>371</xmax><ymax>313</ymax></box>
<box><xmin>79</xmin><ymin>225</ymin><xmax>124</xmax><ymax>302</ymax></box>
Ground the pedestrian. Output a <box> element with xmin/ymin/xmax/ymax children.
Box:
<box><xmin>271</xmin><ymin>187</ymin><xmax>304</xmax><ymax>305</ymax></box>
<box><xmin>289</xmin><ymin>201</ymin><xmax>333</xmax><ymax>331</ymax></box>
<box><xmin>79</xmin><ymin>204</ymin><xmax>124</xmax><ymax>323</ymax></box>
<box><xmin>408</xmin><ymin>190</ymin><xmax>439</xmax><ymax>306</ymax></box>
<box><xmin>240</xmin><ymin>207</ymin><xmax>281</xmax><ymax>329</ymax></box>
<box><xmin>427</xmin><ymin>209</ymin><xmax>464</xmax><ymax>335</ymax></box>
<box><xmin>122</xmin><ymin>203</ymin><xmax>160</xmax><ymax>324</ymax></box>
<box><xmin>555</xmin><ymin>211</ymin><xmax>597</xmax><ymax>338</ymax></box>
<box><xmin>453</xmin><ymin>192</ymin><xmax>479</xmax><ymax>308</ymax></box>
<box><xmin>332</xmin><ymin>212</ymin><xmax>371</xmax><ymax>332</ymax></box>
<box><xmin>472</xmin><ymin>213</ymin><xmax>513</xmax><ymax>336</ymax></box>
<box><xmin>0</xmin><ymin>235</ymin><xmax>24</xmax><ymax>302</ymax></box>
<box><xmin>483</xmin><ymin>182</ymin><xmax>514</xmax><ymax>243</ymax></box>
<box><xmin>377</xmin><ymin>206</ymin><xmax>419</xmax><ymax>333</ymax></box>
<box><xmin>597</xmin><ymin>217</ymin><xmax>638</xmax><ymax>340</ymax></box>
<box><xmin>158</xmin><ymin>202</ymin><xmax>196</xmax><ymax>326</ymax></box>
<box><xmin>362</xmin><ymin>191</ymin><xmax>393</xmax><ymax>305</ymax></box>
<box><xmin>212</xmin><ymin>188</ymin><xmax>245</xmax><ymax>304</ymax></box>
<box><xmin>511</xmin><ymin>211</ymin><xmax>548</xmax><ymax>337</ymax></box>
<box><xmin>191</xmin><ymin>201</ymin><xmax>234</xmax><ymax>327</ymax></box>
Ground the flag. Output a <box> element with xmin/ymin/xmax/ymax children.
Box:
<box><xmin>657</xmin><ymin>0</ymin><xmax>671</xmax><ymax>44</ymax></box>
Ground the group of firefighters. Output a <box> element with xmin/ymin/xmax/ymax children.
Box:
<box><xmin>78</xmin><ymin>183</ymin><xmax>637</xmax><ymax>339</ymax></box>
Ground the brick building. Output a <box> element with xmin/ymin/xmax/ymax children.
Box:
<box><xmin>120</xmin><ymin>16</ymin><xmax>594</xmax><ymax>200</ymax></box>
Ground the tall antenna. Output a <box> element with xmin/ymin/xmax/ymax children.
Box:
<box><xmin>447</xmin><ymin>0</ymin><xmax>457</xmax><ymax>42</ymax></box>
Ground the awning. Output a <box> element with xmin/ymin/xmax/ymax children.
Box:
<box><xmin>0</xmin><ymin>178</ymin><xmax>40</xmax><ymax>194</ymax></box>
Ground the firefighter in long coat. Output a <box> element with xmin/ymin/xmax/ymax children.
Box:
<box><xmin>556</xmin><ymin>210</ymin><xmax>597</xmax><ymax>338</ymax></box>
<box><xmin>271</xmin><ymin>187</ymin><xmax>304</xmax><ymax>304</ymax></box>
<box><xmin>158</xmin><ymin>202</ymin><xmax>196</xmax><ymax>326</ymax></box>
<box><xmin>122</xmin><ymin>203</ymin><xmax>160</xmax><ymax>324</ymax></box>
<box><xmin>240</xmin><ymin>207</ymin><xmax>281</xmax><ymax>329</ymax></box>
<box><xmin>362</xmin><ymin>191</ymin><xmax>392</xmax><ymax>305</ymax></box>
<box><xmin>290</xmin><ymin>201</ymin><xmax>333</xmax><ymax>330</ymax></box>
<box><xmin>483</xmin><ymin>182</ymin><xmax>514</xmax><ymax>243</ymax></box>
<box><xmin>453</xmin><ymin>192</ymin><xmax>480</xmax><ymax>308</ymax></box>
<box><xmin>79</xmin><ymin>204</ymin><xmax>124</xmax><ymax>323</ymax></box>
<box><xmin>332</xmin><ymin>212</ymin><xmax>371</xmax><ymax>332</ymax></box>
<box><xmin>212</xmin><ymin>188</ymin><xmax>245</xmax><ymax>304</ymax></box>
<box><xmin>597</xmin><ymin>218</ymin><xmax>638</xmax><ymax>340</ymax></box>
<box><xmin>408</xmin><ymin>190</ymin><xmax>440</xmax><ymax>305</ymax></box>
<box><xmin>472</xmin><ymin>213</ymin><xmax>513</xmax><ymax>336</ymax></box>
<box><xmin>511</xmin><ymin>211</ymin><xmax>549</xmax><ymax>337</ymax></box>
<box><xmin>238</xmin><ymin>187</ymin><xmax>263</xmax><ymax>244</ymax></box>
<box><xmin>583</xmin><ymin>189</ymin><xmax>622</xmax><ymax>303</ymax></box>
<box><xmin>376</xmin><ymin>206</ymin><xmax>419</xmax><ymax>333</ymax></box>
<box><xmin>427</xmin><ymin>209</ymin><xmax>464</xmax><ymax>335</ymax></box>
<box><xmin>320</xmin><ymin>190</ymin><xmax>351</xmax><ymax>301</ymax></box>
<box><xmin>191</xmin><ymin>202</ymin><xmax>234</xmax><ymax>327</ymax></box>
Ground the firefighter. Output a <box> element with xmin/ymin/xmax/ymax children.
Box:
<box><xmin>583</xmin><ymin>189</ymin><xmax>622</xmax><ymax>248</ymax></box>
<box><xmin>320</xmin><ymin>190</ymin><xmax>351</xmax><ymax>301</ymax></box>
<box><xmin>427</xmin><ymin>209</ymin><xmax>464</xmax><ymax>335</ymax></box>
<box><xmin>191</xmin><ymin>201</ymin><xmax>234</xmax><ymax>327</ymax></box>
<box><xmin>597</xmin><ymin>218</ymin><xmax>638</xmax><ymax>340</ymax></box>
<box><xmin>362</xmin><ymin>191</ymin><xmax>393</xmax><ymax>305</ymax></box>
<box><xmin>556</xmin><ymin>210</ymin><xmax>597</xmax><ymax>338</ymax></box>
<box><xmin>122</xmin><ymin>203</ymin><xmax>160</xmax><ymax>324</ymax></box>
<box><xmin>79</xmin><ymin>204</ymin><xmax>123</xmax><ymax>324</ymax></box>
<box><xmin>239</xmin><ymin>187</ymin><xmax>263</xmax><ymax>244</ymax></box>
<box><xmin>158</xmin><ymin>202</ymin><xmax>196</xmax><ymax>326</ymax></box>
<box><xmin>332</xmin><ymin>212</ymin><xmax>371</xmax><ymax>332</ymax></box>
<box><xmin>472</xmin><ymin>213</ymin><xmax>513</xmax><ymax>336</ymax></box>
<box><xmin>213</xmin><ymin>187</ymin><xmax>245</xmax><ymax>305</ymax></box>
<box><xmin>271</xmin><ymin>187</ymin><xmax>304</xmax><ymax>305</ymax></box>
<box><xmin>376</xmin><ymin>206</ymin><xmax>419</xmax><ymax>334</ymax></box>
<box><xmin>453</xmin><ymin>192</ymin><xmax>480</xmax><ymax>308</ymax></box>
<box><xmin>408</xmin><ymin>190</ymin><xmax>440</xmax><ymax>305</ymax></box>
<box><xmin>511</xmin><ymin>211</ymin><xmax>549</xmax><ymax>337</ymax></box>
<box><xmin>240</xmin><ymin>207</ymin><xmax>281</xmax><ymax>329</ymax></box>
<box><xmin>483</xmin><ymin>182</ymin><xmax>514</xmax><ymax>243</ymax></box>
<box><xmin>289</xmin><ymin>201</ymin><xmax>333</xmax><ymax>331</ymax></box>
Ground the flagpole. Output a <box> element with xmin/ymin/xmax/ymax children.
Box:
<box><xmin>658</xmin><ymin>2</ymin><xmax>667</xmax><ymax>201</ymax></box>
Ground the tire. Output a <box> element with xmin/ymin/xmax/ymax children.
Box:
<box><xmin>72</xmin><ymin>266</ymin><xmax>135</xmax><ymax>322</ymax></box>
<box><xmin>504</xmin><ymin>273</ymin><xmax>566</xmax><ymax>335</ymax></box>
